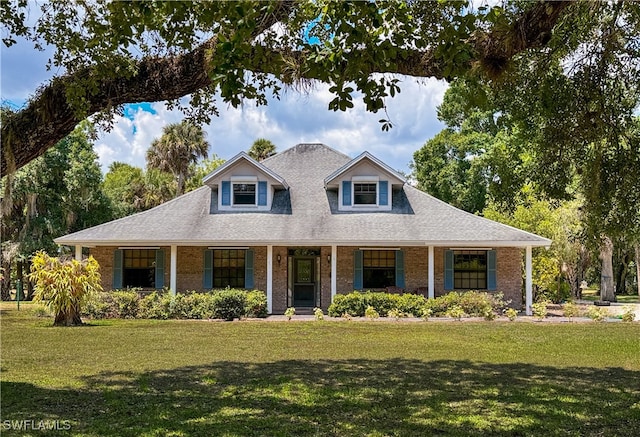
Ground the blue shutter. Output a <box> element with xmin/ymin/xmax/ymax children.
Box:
<box><xmin>258</xmin><ymin>181</ymin><xmax>267</xmax><ymax>206</ymax></box>
<box><xmin>203</xmin><ymin>249</ymin><xmax>213</xmax><ymax>289</ymax></box>
<box><xmin>221</xmin><ymin>181</ymin><xmax>231</xmax><ymax>205</ymax></box>
<box><xmin>113</xmin><ymin>249</ymin><xmax>123</xmax><ymax>289</ymax></box>
<box><xmin>342</xmin><ymin>181</ymin><xmax>351</xmax><ymax>206</ymax></box>
<box><xmin>353</xmin><ymin>250</ymin><xmax>363</xmax><ymax>290</ymax></box>
<box><xmin>379</xmin><ymin>181</ymin><xmax>389</xmax><ymax>206</ymax></box>
<box><xmin>395</xmin><ymin>250</ymin><xmax>405</xmax><ymax>289</ymax></box>
<box><xmin>444</xmin><ymin>250</ymin><xmax>454</xmax><ymax>290</ymax></box>
<box><xmin>487</xmin><ymin>250</ymin><xmax>497</xmax><ymax>291</ymax></box>
<box><xmin>245</xmin><ymin>249</ymin><xmax>255</xmax><ymax>289</ymax></box>
<box><xmin>155</xmin><ymin>249</ymin><xmax>165</xmax><ymax>289</ymax></box>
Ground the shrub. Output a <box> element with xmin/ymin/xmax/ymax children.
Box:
<box><xmin>421</xmin><ymin>307</ymin><xmax>432</xmax><ymax>321</ymax></box>
<box><xmin>284</xmin><ymin>307</ymin><xmax>295</xmax><ymax>320</ymax></box>
<box><xmin>504</xmin><ymin>308</ymin><xmax>518</xmax><ymax>321</ymax></box>
<box><xmin>138</xmin><ymin>292</ymin><xmax>174</xmax><ymax>319</ymax></box>
<box><xmin>587</xmin><ymin>306</ymin><xmax>608</xmax><ymax>322</ymax></box>
<box><xmin>112</xmin><ymin>291</ymin><xmax>140</xmax><ymax>318</ymax></box>
<box><xmin>211</xmin><ymin>289</ymin><xmax>247</xmax><ymax>321</ymax></box>
<box><xmin>83</xmin><ymin>292</ymin><xmax>116</xmax><ymax>319</ymax></box>
<box><xmin>425</xmin><ymin>292</ymin><xmax>461</xmax><ymax>316</ymax></box>
<box><xmin>424</xmin><ymin>291</ymin><xmax>505</xmax><ymax>318</ymax></box>
<box><xmin>313</xmin><ymin>307</ymin><xmax>324</xmax><ymax>321</ymax></box>
<box><xmin>245</xmin><ymin>290</ymin><xmax>268</xmax><ymax>318</ymax></box>
<box><xmin>483</xmin><ymin>308</ymin><xmax>497</xmax><ymax>321</ymax></box>
<box><xmin>446</xmin><ymin>305</ymin><xmax>465</xmax><ymax>320</ymax></box>
<box><xmin>363</xmin><ymin>292</ymin><xmax>398</xmax><ymax>316</ymax></box>
<box><xmin>328</xmin><ymin>291</ymin><xmax>367</xmax><ymax>317</ymax></box>
<box><xmin>532</xmin><ymin>301</ymin><xmax>548</xmax><ymax>320</ymax></box>
<box><xmin>364</xmin><ymin>305</ymin><xmax>379</xmax><ymax>319</ymax></box>
<box><xmin>621</xmin><ymin>306</ymin><xmax>636</xmax><ymax>323</ymax></box>
<box><xmin>562</xmin><ymin>301</ymin><xmax>580</xmax><ymax>320</ymax></box>
<box><xmin>395</xmin><ymin>293</ymin><xmax>427</xmax><ymax>317</ymax></box>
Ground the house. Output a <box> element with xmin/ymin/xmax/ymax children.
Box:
<box><xmin>55</xmin><ymin>143</ymin><xmax>551</xmax><ymax>315</ymax></box>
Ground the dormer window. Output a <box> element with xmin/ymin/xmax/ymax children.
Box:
<box><xmin>234</xmin><ymin>183</ymin><xmax>256</xmax><ymax>205</ymax></box>
<box><xmin>354</xmin><ymin>183</ymin><xmax>377</xmax><ymax>205</ymax></box>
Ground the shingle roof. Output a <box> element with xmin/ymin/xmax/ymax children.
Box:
<box><xmin>55</xmin><ymin>143</ymin><xmax>551</xmax><ymax>247</ymax></box>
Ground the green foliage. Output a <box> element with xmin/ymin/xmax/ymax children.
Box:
<box><xmin>504</xmin><ymin>308</ymin><xmax>518</xmax><ymax>321</ymax></box>
<box><xmin>621</xmin><ymin>306</ymin><xmax>636</xmax><ymax>323</ymax></box>
<box><xmin>328</xmin><ymin>291</ymin><xmax>428</xmax><ymax>318</ymax></box>
<box><xmin>446</xmin><ymin>305</ymin><xmax>465</xmax><ymax>321</ymax></box>
<box><xmin>387</xmin><ymin>308</ymin><xmax>406</xmax><ymax>320</ymax></box>
<box><xmin>586</xmin><ymin>306</ymin><xmax>609</xmax><ymax>323</ymax></box>
<box><xmin>532</xmin><ymin>301</ymin><xmax>548</xmax><ymax>321</ymax></box>
<box><xmin>184</xmin><ymin>156</ymin><xmax>226</xmax><ymax>192</ymax></box>
<box><xmin>244</xmin><ymin>290</ymin><xmax>268</xmax><ymax>318</ymax></box>
<box><xmin>146</xmin><ymin>120</ymin><xmax>210</xmax><ymax>197</ymax></box>
<box><xmin>284</xmin><ymin>307</ymin><xmax>295</xmax><ymax>321</ymax></box>
<box><xmin>29</xmin><ymin>251</ymin><xmax>103</xmax><ymax>326</ymax></box>
<box><xmin>211</xmin><ymin>289</ymin><xmax>249</xmax><ymax>321</ymax></box>
<box><xmin>313</xmin><ymin>307</ymin><xmax>324</xmax><ymax>321</ymax></box>
<box><xmin>83</xmin><ymin>289</ymin><xmax>267</xmax><ymax>321</ymax></box>
<box><xmin>424</xmin><ymin>291</ymin><xmax>506</xmax><ymax>318</ymax></box>
<box><xmin>562</xmin><ymin>301</ymin><xmax>580</xmax><ymax>320</ymax></box>
<box><xmin>421</xmin><ymin>307</ymin><xmax>433</xmax><ymax>321</ymax></box>
<box><xmin>364</xmin><ymin>305</ymin><xmax>379</xmax><ymax>319</ymax></box>
<box><xmin>112</xmin><ymin>291</ymin><xmax>140</xmax><ymax>318</ymax></box>
<box><xmin>248</xmin><ymin>138</ymin><xmax>277</xmax><ymax>161</ymax></box>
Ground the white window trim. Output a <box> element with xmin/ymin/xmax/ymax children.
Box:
<box><xmin>218</xmin><ymin>176</ymin><xmax>272</xmax><ymax>211</ymax></box>
<box><xmin>339</xmin><ymin>175</ymin><xmax>391</xmax><ymax>211</ymax></box>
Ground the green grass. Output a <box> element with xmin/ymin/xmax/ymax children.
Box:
<box><xmin>581</xmin><ymin>289</ymin><xmax>639</xmax><ymax>303</ymax></box>
<box><xmin>1</xmin><ymin>305</ymin><xmax>639</xmax><ymax>436</ymax></box>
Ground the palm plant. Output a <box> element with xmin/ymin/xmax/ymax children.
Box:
<box><xmin>248</xmin><ymin>138</ymin><xmax>276</xmax><ymax>161</ymax></box>
<box><xmin>146</xmin><ymin>121</ymin><xmax>210</xmax><ymax>197</ymax></box>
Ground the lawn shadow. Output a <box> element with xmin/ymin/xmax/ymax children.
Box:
<box><xmin>2</xmin><ymin>359</ymin><xmax>639</xmax><ymax>436</ymax></box>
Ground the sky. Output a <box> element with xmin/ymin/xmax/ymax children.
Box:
<box><xmin>1</xmin><ymin>34</ymin><xmax>448</xmax><ymax>177</ymax></box>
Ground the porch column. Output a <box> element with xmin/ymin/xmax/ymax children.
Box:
<box><xmin>428</xmin><ymin>246</ymin><xmax>435</xmax><ymax>299</ymax></box>
<box><xmin>170</xmin><ymin>245</ymin><xmax>177</xmax><ymax>296</ymax></box>
<box><xmin>267</xmin><ymin>245</ymin><xmax>273</xmax><ymax>314</ymax></box>
<box><xmin>525</xmin><ymin>246</ymin><xmax>533</xmax><ymax>316</ymax></box>
<box><xmin>331</xmin><ymin>245</ymin><xmax>337</xmax><ymax>300</ymax></box>
<box><xmin>75</xmin><ymin>245</ymin><xmax>82</xmax><ymax>261</ymax></box>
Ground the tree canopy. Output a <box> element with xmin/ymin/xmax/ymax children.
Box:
<box><xmin>1</xmin><ymin>0</ymin><xmax>581</xmax><ymax>174</ymax></box>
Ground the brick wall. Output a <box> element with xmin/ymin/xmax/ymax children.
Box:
<box><xmin>90</xmin><ymin>244</ymin><xmax>524</xmax><ymax>312</ymax></box>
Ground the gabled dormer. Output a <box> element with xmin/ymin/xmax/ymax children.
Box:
<box><xmin>203</xmin><ymin>152</ymin><xmax>288</xmax><ymax>212</ymax></box>
<box><xmin>324</xmin><ymin>151</ymin><xmax>406</xmax><ymax>211</ymax></box>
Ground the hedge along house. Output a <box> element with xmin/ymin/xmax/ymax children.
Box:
<box><xmin>55</xmin><ymin>143</ymin><xmax>551</xmax><ymax>315</ymax></box>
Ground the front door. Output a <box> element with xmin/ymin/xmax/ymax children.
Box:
<box><xmin>292</xmin><ymin>257</ymin><xmax>316</xmax><ymax>307</ymax></box>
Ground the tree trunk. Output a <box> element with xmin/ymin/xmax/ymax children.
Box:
<box><xmin>635</xmin><ymin>244</ymin><xmax>640</xmax><ymax>297</ymax></box>
<box><xmin>176</xmin><ymin>173</ymin><xmax>185</xmax><ymax>198</ymax></box>
<box><xmin>53</xmin><ymin>305</ymin><xmax>83</xmax><ymax>326</ymax></box>
<box><xmin>0</xmin><ymin>258</ymin><xmax>11</xmax><ymax>301</ymax></box>
<box><xmin>599</xmin><ymin>236</ymin><xmax>616</xmax><ymax>302</ymax></box>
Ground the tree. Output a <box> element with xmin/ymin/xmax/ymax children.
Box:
<box><xmin>29</xmin><ymin>251</ymin><xmax>102</xmax><ymax>326</ymax></box>
<box><xmin>102</xmin><ymin>162</ymin><xmax>146</xmax><ymax>218</ymax></box>
<box><xmin>185</xmin><ymin>155</ymin><xmax>226</xmax><ymax>192</ymax></box>
<box><xmin>248</xmin><ymin>139</ymin><xmax>277</xmax><ymax>162</ymax></box>
<box><xmin>146</xmin><ymin>121</ymin><xmax>210</xmax><ymax>197</ymax></box>
<box><xmin>1</xmin><ymin>121</ymin><xmax>112</xmax><ymax>300</ymax></box>
<box><xmin>1</xmin><ymin>1</ymin><xmax>576</xmax><ymax>174</ymax></box>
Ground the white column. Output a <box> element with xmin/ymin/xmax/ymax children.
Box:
<box><xmin>267</xmin><ymin>245</ymin><xmax>273</xmax><ymax>314</ymax></box>
<box><xmin>331</xmin><ymin>245</ymin><xmax>337</xmax><ymax>300</ymax></box>
<box><xmin>428</xmin><ymin>246</ymin><xmax>435</xmax><ymax>299</ymax></box>
<box><xmin>75</xmin><ymin>245</ymin><xmax>82</xmax><ymax>261</ymax></box>
<box><xmin>525</xmin><ymin>246</ymin><xmax>533</xmax><ymax>316</ymax></box>
<box><xmin>170</xmin><ymin>245</ymin><xmax>177</xmax><ymax>296</ymax></box>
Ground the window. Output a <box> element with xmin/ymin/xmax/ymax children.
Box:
<box><xmin>233</xmin><ymin>183</ymin><xmax>256</xmax><ymax>205</ymax></box>
<box><xmin>363</xmin><ymin>250</ymin><xmax>395</xmax><ymax>288</ymax></box>
<box><xmin>454</xmin><ymin>250</ymin><xmax>487</xmax><ymax>289</ymax></box>
<box><xmin>123</xmin><ymin>249</ymin><xmax>156</xmax><ymax>288</ymax></box>
<box><xmin>213</xmin><ymin>249</ymin><xmax>246</xmax><ymax>288</ymax></box>
<box><xmin>354</xmin><ymin>183</ymin><xmax>377</xmax><ymax>205</ymax></box>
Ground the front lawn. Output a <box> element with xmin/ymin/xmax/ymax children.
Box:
<box><xmin>1</xmin><ymin>304</ymin><xmax>639</xmax><ymax>436</ymax></box>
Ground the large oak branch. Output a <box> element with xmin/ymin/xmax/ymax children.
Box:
<box><xmin>1</xmin><ymin>0</ymin><xmax>571</xmax><ymax>175</ymax></box>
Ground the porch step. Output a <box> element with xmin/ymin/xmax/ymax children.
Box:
<box><xmin>293</xmin><ymin>307</ymin><xmax>315</xmax><ymax>315</ymax></box>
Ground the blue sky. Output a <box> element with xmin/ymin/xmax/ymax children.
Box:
<box><xmin>1</xmin><ymin>34</ymin><xmax>448</xmax><ymax>176</ymax></box>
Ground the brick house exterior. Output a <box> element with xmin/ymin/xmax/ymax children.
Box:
<box><xmin>56</xmin><ymin>144</ymin><xmax>549</xmax><ymax>314</ymax></box>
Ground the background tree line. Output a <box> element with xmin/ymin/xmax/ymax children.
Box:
<box><xmin>0</xmin><ymin>120</ymin><xmax>277</xmax><ymax>300</ymax></box>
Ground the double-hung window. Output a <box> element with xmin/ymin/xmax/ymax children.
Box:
<box><xmin>453</xmin><ymin>250</ymin><xmax>487</xmax><ymax>289</ymax></box>
<box><xmin>123</xmin><ymin>249</ymin><xmax>156</xmax><ymax>288</ymax></box>
<box><xmin>213</xmin><ymin>249</ymin><xmax>246</xmax><ymax>288</ymax></box>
